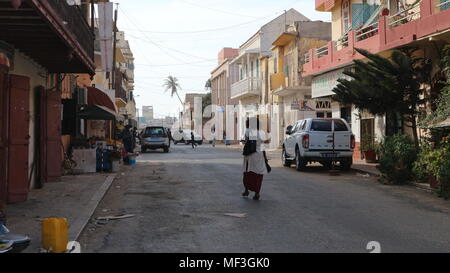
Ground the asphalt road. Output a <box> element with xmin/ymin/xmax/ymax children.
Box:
<box><xmin>79</xmin><ymin>144</ymin><xmax>450</xmax><ymax>253</ymax></box>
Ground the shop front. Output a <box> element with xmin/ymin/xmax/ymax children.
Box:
<box><xmin>71</xmin><ymin>87</ymin><xmax>122</xmax><ymax>173</ymax></box>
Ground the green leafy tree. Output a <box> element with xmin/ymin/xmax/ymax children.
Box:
<box><xmin>163</xmin><ymin>76</ymin><xmax>183</xmax><ymax>105</ymax></box>
<box><xmin>332</xmin><ymin>48</ymin><xmax>430</xmax><ymax>147</ymax></box>
<box><xmin>420</xmin><ymin>45</ymin><xmax>450</xmax><ymax>127</ymax></box>
<box><xmin>205</xmin><ymin>79</ymin><xmax>212</xmax><ymax>91</ymax></box>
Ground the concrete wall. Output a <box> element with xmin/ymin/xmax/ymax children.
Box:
<box><xmin>10</xmin><ymin>50</ymin><xmax>47</xmax><ymax>189</ymax></box>
<box><xmin>260</xmin><ymin>9</ymin><xmax>310</xmax><ymax>55</ymax></box>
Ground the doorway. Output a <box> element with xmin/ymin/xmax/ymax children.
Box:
<box><xmin>0</xmin><ymin>69</ymin><xmax>7</xmax><ymax>208</ymax></box>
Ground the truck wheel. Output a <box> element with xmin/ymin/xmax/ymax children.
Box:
<box><xmin>340</xmin><ymin>160</ymin><xmax>352</xmax><ymax>172</ymax></box>
<box><xmin>295</xmin><ymin>148</ymin><xmax>307</xmax><ymax>171</ymax></box>
<box><xmin>282</xmin><ymin>148</ymin><xmax>292</xmax><ymax>167</ymax></box>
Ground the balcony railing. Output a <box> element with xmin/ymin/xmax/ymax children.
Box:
<box><xmin>46</xmin><ymin>0</ymin><xmax>94</xmax><ymax>61</ymax></box>
<box><xmin>230</xmin><ymin>77</ymin><xmax>261</xmax><ymax>99</ymax></box>
<box><xmin>435</xmin><ymin>0</ymin><xmax>450</xmax><ymax>12</ymax></box>
<box><xmin>316</xmin><ymin>45</ymin><xmax>329</xmax><ymax>58</ymax></box>
<box><xmin>115</xmin><ymin>86</ymin><xmax>128</xmax><ymax>103</ymax></box>
<box><xmin>304</xmin><ymin>53</ymin><xmax>310</xmax><ymax>63</ymax></box>
<box><xmin>356</xmin><ymin>22</ymin><xmax>379</xmax><ymax>42</ymax></box>
<box><xmin>303</xmin><ymin>0</ymin><xmax>450</xmax><ymax>77</ymax></box>
<box><xmin>334</xmin><ymin>33</ymin><xmax>349</xmax><ymax>50</ymax></box>
<box><xmin>388</xmin><ymin>2</ymin><xmax>421</xmax><ymax>28</ymax></box>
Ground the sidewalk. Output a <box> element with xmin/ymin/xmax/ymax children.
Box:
<box><xmin>4</xmin><ymin>173</ymin><xmax>116</xmax><ymax>253</ymax></box>
<box><xmin>352</xmin><ymin>160</ymin><xmax>381</xmax><ymax>177</ymax></box>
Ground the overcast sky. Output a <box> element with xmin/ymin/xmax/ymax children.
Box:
<box><xmin>116</xmin><ymin>0</ymin><xmax>331</xmax><ymax>118</ymax></box>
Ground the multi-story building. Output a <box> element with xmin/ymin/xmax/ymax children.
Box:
<box><xmin>268</xmin><ymin>21</ymin><xmax>331</xmax><ymax>149</ymax></box>
<box><xmin>183</xmin><ymin>93</ymin><xmax>206</xmax><ymax>131</ymax></box>
<box><xmin>229</xmin><ymin>9</ymin><xmax>311</xmax><ymax>140</ymax></box>
<box><xmin>0</xmin><ymin>0</ymin><xmax>95</xmax><ymax>209</ymax></box>
<box><xmin>115</xmin><ymin>31</ymin><xmax>136</xmax><ymax>127</ymax></box>
<box><xmin>142</xmin><ymin>106</ymin><xmax>154</xmax><ymax>125</ymax></box>
<box><xmin>303</xmin><ymin>0</ymin><xmax>450</xmax><ymax>159</ymax></box>
<box><xmin>211</xmin><ymin>48</ymin><xmax>239</xmax><ymax>142</ymax></box>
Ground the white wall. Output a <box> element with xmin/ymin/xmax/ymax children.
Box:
<box><xmin>10</xmin><ymin>50</ymin><xmax>47</xmax><ymax>189</ymax></box>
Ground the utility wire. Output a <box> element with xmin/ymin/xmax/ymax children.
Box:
<box><xmin>120</xmin><ymin>11</ymin><xmax>284</xmax><ymax>34</ymax></box>
<box><xmin>178</xmin><ymin>0</ymin><xmax>262</xmax><ymax>19</ymax></box>
<box><xmin>119</xmin><ymin>6</ymin><xmax>214</xmax><ymax>66</ymax></box>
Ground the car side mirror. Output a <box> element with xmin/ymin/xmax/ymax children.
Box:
<box><xmin>286</xmin><ymin>125</ymin><xmax>293</xmax><ymax>135</ymax></box>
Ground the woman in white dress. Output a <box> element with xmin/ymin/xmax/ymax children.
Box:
<box><xmin>242</xmin><ymin>117</ymin><xmax>271</xmax><ymax>200</ymax></box>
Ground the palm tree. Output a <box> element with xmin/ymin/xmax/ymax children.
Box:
<box><xmin>163</xmin><ymin>76</ymin><xmax>183</xmax><ymax>105</ymax></box>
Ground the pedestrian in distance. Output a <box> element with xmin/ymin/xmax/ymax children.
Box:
<box><xmin>191</xmin><ymin>132</ymin><xmax>197</xmax><ymax>149</ymax></box>
<box><xmin>242</xmin><ymin>117</ymin><xmax>271</xmax><ymax>200</ymax></box>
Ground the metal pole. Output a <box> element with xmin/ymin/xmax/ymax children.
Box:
<box><xmin>111</xmin><ymin>4</ymin><xmax>118</xmax><ymax>89</ymax></box>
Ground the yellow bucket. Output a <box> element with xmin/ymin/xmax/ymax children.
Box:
<box><xmin>42</xmin><ymin>218</ymin><xmax>69</xmax><ymax>253</ymax></box>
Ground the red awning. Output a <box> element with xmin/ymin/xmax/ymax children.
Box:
<box><xmin>87</xmin><ymin>87</ymin><xmax>117</xmax><ymax>113</ymax></box>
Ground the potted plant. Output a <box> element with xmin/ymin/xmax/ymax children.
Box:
<box><xmin>360</xmin><ymin>135</ymin><xmax>378</xmax><ymax>163</ymax></box>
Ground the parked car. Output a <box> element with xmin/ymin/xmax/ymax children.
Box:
<box><xmin>282</xmin><ymin>118</ymin><xmax>355</xmax><ymax>171</ymax></box>
<box><xmin>172</xmin><ymin>129</ymin><xmax>203</xmax><ymax>145</ymax></box>
<box><xmin>140</xmin><ymin>126</ymin><xmax>170</xmax><ymax>153</ymax></box>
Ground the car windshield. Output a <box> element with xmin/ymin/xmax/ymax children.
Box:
<box><xmin>145</xmin><ymin>127</ymin><xmax>167</xmax><ymax>137</ymax></box>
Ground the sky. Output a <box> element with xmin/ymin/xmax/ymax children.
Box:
<box><xmin>116</xmin><ymin>0</ymin><xmax>331</xmax><ymax>119</ymax></box>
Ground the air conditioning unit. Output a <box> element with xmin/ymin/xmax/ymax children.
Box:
<box><xmin>77</xmin><ymin>87</ymin><xmax>88</xmax><ymax>105</ymax></box>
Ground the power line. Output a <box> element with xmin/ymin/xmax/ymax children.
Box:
<box><xmin>124</xmin><ymin>32</ymin><xmax>216</xmax><ymax>62</ymax></box>
<box><xmin>118</xmin><ymin>6</ymin><xmax>199</xmax><ymax>66</ymax></box>
<box><xmin>120</xmin><ymin>11</ymin><xmax>284</xmax><ymax>34</ymax></box>
<box><xmin>178</xmin><ymin>0</ymin><xmax>262</xmax><ymax>19</ymax></box>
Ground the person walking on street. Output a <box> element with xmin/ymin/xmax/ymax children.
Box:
<box><xmin>242</xmin><ymin>117</ymin><xmax>271</xmax><ymax>201</ymax></box>
<box><xmin>191</xmin><ymin>132</ymin><xmax>197</xmax><ymax>149</ymax></box>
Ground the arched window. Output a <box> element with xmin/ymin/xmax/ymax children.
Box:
<box><xmin>342</xmin><ymin>0</ymin><xmax>351</xmax><ymax>33</ymax></box>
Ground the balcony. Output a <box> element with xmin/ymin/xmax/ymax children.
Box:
<box><xmin>0</xmin><ymin>0</ymin><xmax>95</xmax><ymax>74</ymax></box>
<box><xmin>270</xmin><ymin>72</ymin><xmax>286</xmax><ymax>91</ymax></box>
<box><xmin>115</xmin><ymin>86</ymin><xmax>128</xmax><ymax>108</ymax></box>
<box><xmin>230</xmin><ymin>77</ymin><xmax>261</xmax><ymax>100</ymax></box>
<box><xmin>303</xmin><ymin>0</ymin><xmax>450</xmax><ymax>77</ymax></box>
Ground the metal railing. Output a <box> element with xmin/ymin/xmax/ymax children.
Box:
<box><xmin>388</xmin><ymin>2</ymin><xmax>421</xmax><ymax>28</ymax></box>
<box><xmin>47</xmin><ymin>0</ymin><xmax>94</xmax><ymax>60</ymax></box>
<box><xmin>356</xmin><ymin>22</ymin><xmax>379</xmax><ymax>42</ymax></box>
<box><xmin>304</xmin><ymin>53</ymin><xmax>310</xmax><ymax>63</ymax></box>
<box><xmin>436</xmin><ymin>0</ymin><xmax>450</xmax><ymax>12</ymax></box>
<box><xmin>316</xmin><ymin>45</ymin><xmax>329</xmax><ymax>58</ymax></box>
<box><xmin>334</xmin><ymin>33</ymin><xmax>349</xmax><ymax>50</ymax></box>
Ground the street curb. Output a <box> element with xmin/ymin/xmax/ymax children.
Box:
<box><xmin>352</xmin><ymin>168</ymin><xmax>381</xmax><ymax>177</ymax></box>
<box><xmin>70</xmin><ymin>174</ymin><xmax>117</xmax><ymax>241</ymax></box>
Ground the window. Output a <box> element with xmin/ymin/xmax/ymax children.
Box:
<box><xmin>145</xmin><ymin>127</ymin><xmax>167</xmax><ymax>137</ymax></box>
<box><xmin>311</xmin><ymin>120</ymin><xmax>332</xmax><ymax>132</ymax></box>
<box><xmin>274</xmin><ymin>57</ymin><xmax>278</xmax><ymax>73</ymax></box>
<box><xmin>256</xmin><ymin>59</ymin><xmax>260</xmax><ymax>78</ymax></box>
<box><xmin>301</xmin><ymin>120</ymin><xmax>307</xmax><ymax>131</ymax></box>
<box><xmin>342</xmin><ymin>0</ymin><xmax>351</xmax><ymax>33</ymax></box>
<box><xmin>340</xmin><ymin>106</ymin><xmax>352</xmax><ymax>125</ymax></box>
<box><xmin>316</xmin><ymin>112</ymin><xmax>332</xmax><ymax>118</ymax></box>
<box><xmin>334</xmin><ymin>120</ymin><xmax>349</xmax><ymax>131</ymax></box>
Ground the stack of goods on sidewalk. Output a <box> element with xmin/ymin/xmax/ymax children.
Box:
<box><xmin>69</xmin><ymin>137</ymin><xmax>124</xmax><ymax>174</ymax></box>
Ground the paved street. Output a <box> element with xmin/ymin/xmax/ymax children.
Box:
<box><xmin>80</xmin><ymin>144</ymin><xmax>450</xmax><ymax>253</ymax></box>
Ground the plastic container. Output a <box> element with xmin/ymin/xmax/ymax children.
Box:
<box><xmin>128</xmin><ymin>155</ymin><xmax>136</xmax><ymax>165</ymax></box>
<box><xmin>42</xmin><ymin>218</ymin><xmax>68</xmax><ymax>253</ymax></box>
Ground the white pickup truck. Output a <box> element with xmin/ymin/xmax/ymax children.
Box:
<box><xmin>282</xmin><ymin>118</ymin><xmax>355</xmax><ymax>171</ymax></box>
